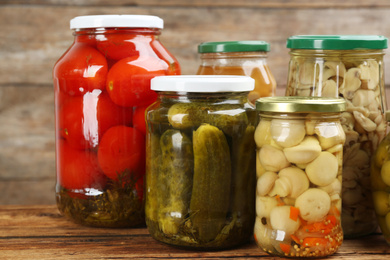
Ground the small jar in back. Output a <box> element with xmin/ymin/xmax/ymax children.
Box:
<box><xmin>285</xmin><ymin>35</ymin><xmax>388</xmax><ymax>238</ymax></box>
<box><xmin>145</xmin><ymin>75</ymin><xmax>257</xmax><ymax>250</ymax></box>
<box><xmin>254</xmin><ymin>97</ymin><xmax>346</xmax><ymax>257</ymax></box>
<box><xmin>371</xmin><ymin>110</ymin><xmax>390</xmax><ymax>246</ymax></box>
<box><xmin>197</xmin><ymin>41</ymin><xmax>277</xmax><ymax>105</ymax></box>
<box><xmin>52</xmin><ymin>15</ymin><xmax>181</xmax><ymax>228</ymax></box>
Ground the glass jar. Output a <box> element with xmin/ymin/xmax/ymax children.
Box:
<box><xmin>145</xmin><ymin>75</ymin><xmax>257</xmax><ymax>249</ymax></box>
<box><xmin>285</xmin><ymin>35</ymin><xmax>388</xmax><ymax>238</ymax></box>
<box><xmin>196</xmin><ymin>41</ymin><xmax>277</xmax><ymax>105</ymax></box>
<box><xmin>52</xmin><ymin>15</ymin><xmax>181</xmax><ymax>227</ymax></box>
<box><xmin>254</xmin><ymin>96</ymin><xmax>346</xmax><ymax>258</ymax></box>
<box><xmin>371</xmin><ymin>111</ymin><xmax>390</xmax><ymax>246</ymax></box>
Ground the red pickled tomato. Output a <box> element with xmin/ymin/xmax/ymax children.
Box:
<box><xmin>54</xmin><ymin>44</ymin><xmax>108</xmax><ymax>96</ymax></box>
<box><xmin>96</xmin><ymin>33</ymin><xmax>138</xmax><ymax>61</ymax></box>
<box><xmin>106</xmin><ymin>56</ymin><xmax>166</xmax><ymax>107</ymax></box>
<box><xmin>57</xmin><ymin>140</ymin><xmax>106</xmax><ymax>190</ymax></box>
<box><xmin>150</xmin><ymin>40</ymin><xmax>181</xmax><ymax>75</ymax></box>
<box><xmin>59</xmin><ymin>90</ymin><xmax>132</xmax><ymax>150</ymax></box>
<box><xmin>132</xmin><ymin>105</ymin><xmax>148</xmax><ymax>135</ymax></box>
<box><xmin>98</xmin><ymin>125</ymin><xmax>145</xmax><ymax>181</ymax></box>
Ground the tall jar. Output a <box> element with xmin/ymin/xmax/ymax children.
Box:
<box><xmin>145</xmin><ymin>75</ymin><xmax>257</xmax><ymax>249</ymax></box>
<box><xmin>196</xmin><ymin>41</ymin><xmax>277</xmax><ymax>105</ymax></box>
<box><xmin>254</xmin><ymin>96</ymin><xmax>346</xmax><ymax>257</ymax></box>
<box><xmin>285</xmin><ymin>35</ymin><xmax>388</xmax><ymax>238</ymax></box>
<box><xmin>52</xmin><ymin>15</ymin><xmax>181</xmax><ymax>227</ymax></box>
<box><xmin>371</xmin><ymin>111</ymin><xmax>390</xmax><ymax>246</ymax></box>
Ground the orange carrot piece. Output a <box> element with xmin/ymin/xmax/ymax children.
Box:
<box><xmin>289</xmin><ymin>206</ymin><xmax>300</xmax><ymax>222</ymax></box>
<box><xmin>280</xmin><ymin>243</ymin><xmax>291</xmax><ymax>254</ymax></box>
<box><xmin>291</xmin><ymin>234</ymin><xmax>301</xmax><ymax>245</ymax></box>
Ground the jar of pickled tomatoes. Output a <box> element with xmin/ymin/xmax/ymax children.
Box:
<box><xmin>196</xmin><ymin>41</ymin><xmax>277</xmax><ymax>105</ymax></box>
<box><xmin>53</xmin><ymin>15</ymin><xmax>181</xmax><ymax>227</ymax></box>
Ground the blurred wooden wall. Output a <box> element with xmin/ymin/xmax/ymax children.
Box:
<box><xmin>1</xmin><ymin>0</ymin><xmax>390</xmax><ymax>205</ymax></box>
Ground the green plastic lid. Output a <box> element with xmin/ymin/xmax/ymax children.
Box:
<box><xmin>286</xmin><ymin>35</ymin><xmax>388</xmax><ymax>50</ymax></box>
<box><xmin>256</xmin><ymin>96</ymin><xmax>346</xmax><ymax>113</ymax></box>
<box><xmin>198</xmin><ymin>41</ymin><xmax>270</xmax><ymax>53</ymax></box>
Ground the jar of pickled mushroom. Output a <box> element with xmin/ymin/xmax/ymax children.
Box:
<box><xmin>285</xmin><ymin>35</ymin><xmax>388</xmax><ymax>238</ymax></box>
<box><xmin>53</xmin><ymin>15</ymin><xmax>181</xmax><ymax>227</ymax></box>
<box><xmin>254</xmin><ymin>96</ymin><xmax>346</xmax><ymax>258</ymax></box>
<box><xmin>196</xmin><ymin>41</ymin><xmax>277</xmax><ymax>105</ymax></box>
<box><xmin>371</xmin><ymin>110</ymin><xmax>390</xmax><ymax>246</ymax></box>
<box><xmin>145</xmin><ymin>75</ymin><xmax>256</xmax><ymax>249</ymax></box>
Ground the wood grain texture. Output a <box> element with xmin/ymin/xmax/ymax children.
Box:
<box><xmin>0</xmin><ymin>205</ymin><xmax>389</xmax><ymax>259</ymax></box>
<box><xmin>0</xmin><ymin>2</ymin><xmax>390</xmax><ymax>204</ymax></box>
<box><xmin>2</xmin><ymin>0</ymin><xmax>390</xmax><ymax>8</ymax></box>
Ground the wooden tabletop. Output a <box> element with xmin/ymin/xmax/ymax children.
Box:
<box><xmin>0</xmin><ymin>205</ymin><xmax>389</xmax><ymax>259</ymax></box>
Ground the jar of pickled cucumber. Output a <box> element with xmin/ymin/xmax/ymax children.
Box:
<box><xmin>254</xmin><ymin>96</ymin><xmax>346</xmax><ymax>258</ymax></box>
<box><xmin>196</xmin><ymin>41</ymin><xmax>277</xmax><ymax>105</ymax></box>
<box><xmin>53</xmin><ymin>15</ymin><xmax>181</xmax><ymax>227</ymax></box>
<box><xmin>285</xmin><ymin>35</ymin><xmax>388</xmax><ymax>238</ymax></box>
<box><xmin>145</xmin><ymin>75</ymin><xmax>256</xmax><ymax>249</ymax></box>
<box><xmin>371</xmin><ymin>110</ymin><xmax>390</xmax><ymax>246</ymax></box>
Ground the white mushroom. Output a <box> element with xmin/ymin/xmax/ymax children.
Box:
<box><xmin>254</xmin><ymin>217</ymin><xmax>274</xmax><ymax>249</ymax></box>
<box><xmin>358</xmin><ymin>60</ymin><xmax>379</xmax><ymax>90</ymax></box>
<box><xmin>352</xmin><ymin>89</ymin><xmax>376</xmax><ymax>107</ymax></box>
<box><xmin>320</xmin><ymin>79</ymin><xmax>338</xmax><ymax>97</ymax></box>
<box><xmin>259</xmin><ymin>145</ymin><xmax>290</xmax><ymax>172</ymax></box>
<box><xmin>306</xmin><ymin>151</ymin><xmax>339</xmax><ymax>186</ymax></box>
<box><xmin>256</xmin><ymin>196</ymin><xmax>278</xmax><ymax>219</ymax></box>
<box><xmin>254</xmin><ymin>119</ymin><xmax>273</xmax><ymax>148</ymax></box>
<box><xmin>340</xmin><ymin>67</ymin><xmax>362</xmax><ymax>99</ymax></box>
<box><xmin>319</xmin><ymin>178</ymin><xmax>342</xmax><ymax>197</ymax></box>
<box><xmin>279</xmin><ymin>167</ymin><xmax>310</xmax><ymax>198</ymax></box>
<box><xmin>315</xmin><ymin>122</ymin><xmax>346</xmax><ymax>150</ymax></box>
<box><xmin>268</xmin><ymin>176</ymin><xmax>291</xmax><ymax>197</ymax></box>
<box><xmin>323</xmin><ymin>61</ymin><xmax>346</xmax><ymax>79</ymax></box>
<box><xmin>269</xmin><ymin>206</ymin><xmax>300</xmax><ymax>236</ymax></box>
<box><xmin>283</xmin><ymin>136</ymin><xmax>321</xmax><ymax>164</ymax></box>
<box><xmin>257</xmin><ymin>171</ymin><xmax>278</xmax><ymax>196</ymax></box>
<box><xmin>295</xmin><ymin>188</ymin><xmax>331</xmax><ymax>223</ymax></box>
<box><xmin>353</xmin><ymin>110</ymin><xmax>377</xmax><ymax>132</ymax></box>
<box><xmin>271</xmin><ymin>119</ymin><xmax>306</xmax><ymax>148</ymax></box>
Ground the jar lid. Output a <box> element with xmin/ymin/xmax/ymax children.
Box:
<box><xmin>151</xmin><ymin>75</ymin><xmax>255</xmax><ymax>92</ymax></box>
<box><xmin>70</xmin><ymin>15</ymin><xmax>164</xmax><ymax>29</ymax></box>
<box><xmin>286</xmin><ymin>35</ymin><xmax>388</xmax><ymax>50</ymax></box>
<box><xmin>256</xmin><ymin>96</ymin><xmax>346</xmax><ymax>113</ymax></box>
<box><xmin>198</xmin><ymin>41</ymin><xmax>270</xmax><ymax>53</ymax></box>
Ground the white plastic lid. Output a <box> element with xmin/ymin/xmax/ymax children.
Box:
<box><xmin>70</xmin><ymin>15</ymin><xmax>164</xmax><ymax>29</ymax></box>
<box><xmin>151</xmin><ymin>75</ymin><xmax>255</xmax><ymax>92</ymax></box>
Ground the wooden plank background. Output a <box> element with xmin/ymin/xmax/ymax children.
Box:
<box><xmin>1</xmin><ymin>0</ymin><xmax>390</xmax><ymax>205</ymax></box>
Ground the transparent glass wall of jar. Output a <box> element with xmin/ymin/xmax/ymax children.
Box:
<box><xmin>285</xmin><ymin>35</ymin><xmax>388</xmax><ymax>238</ymax></box>
<box><xmin>52</xmin><ymin>15</ymin><xmax>181</xmax><ymax>227</ymax></box>
<box><xmin>145</xmin><ymin>75</ymin><xmax>257</xmax><ymax>249</ymax></box>
<box><xmin>254</xmin><ymin>97</ymin><xmax>346</xmax><ymax>257</ymax></box>
<box><xmin>371</xmin><ymin>111</ymin><xmax>390</xmax><ymax>246</ymax></box>
<box><xmin>196</xmin><ymin>41</ymin><xmax>277</xmax><ymax>105</ymax></box>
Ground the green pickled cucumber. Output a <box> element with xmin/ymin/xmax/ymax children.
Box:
<box><xmin>230</xmin><ymin>125</ymin><xmax>256</xmax><ymax>220</ymax></box>
<box><xmin>190</xmin><ymin>124</ymin><xmax>232</xmax><ymax>242</ymax></box>
<box><xmin>168</xmin><ymin>103</ymin><xmax>207</xmax><ymax>129</ymax></box>
<box><xmin>145</xmin><ymin>133</ymin><xmax>162</xmax><ymax>222</ymax></box>
<box><xmin>168</xmin><ymin>103</ymin><xmax>248</xmax><ymax>135</ymax></box>
<box><xmin>158</xmin><ymin>129</ymin><xmax>194</xmax><ymax>235</ymax></box>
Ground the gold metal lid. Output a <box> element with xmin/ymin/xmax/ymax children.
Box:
<box><xmin>385</xmin><ymin>110</ymin><xmax>390</xmax><ymax>122</ymax></box>
<box><xmin>256</xmin><ymin>96</ymin><xmax>346</xmax><ymax>113</ymax></box>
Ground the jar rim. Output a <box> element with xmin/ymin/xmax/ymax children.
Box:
<box><xmin>256</xmin><ymin>96</ymin><xmax>346</xmax><ymax>113</ymax></box>
<box><xmin>198</xmin><ymin>41</ymin><xmax>270</xmax><ymax>53</ymax></box>
<box><xmin>151</xmin><ymin>75</ymin><xmax>254</xmax><ymax>93</ymax></box>
<box><xmin>287</xmin><ymin>35</ymin><xmax>388</xmax><ymax>50</ymax></box>
<box><xmin>70</xmin><ymin>15</ymin><xmax>163</xmax><ymax>30</ymax></box>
